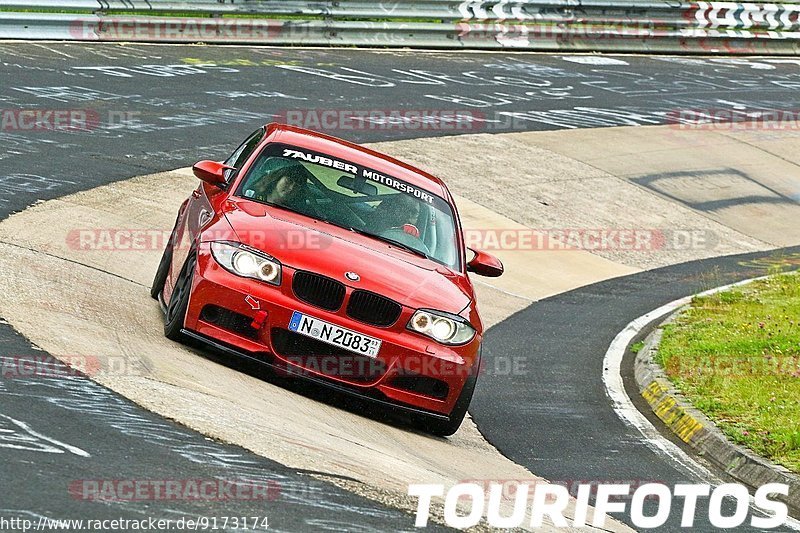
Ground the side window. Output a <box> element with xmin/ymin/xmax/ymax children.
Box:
<box><xmin>224</xmin><ymin>128</ymin><xmax>265</xmax><ymax>181</ymax></box>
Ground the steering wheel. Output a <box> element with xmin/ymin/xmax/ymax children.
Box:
<box><xmin>305</xmin><ymin>186</ymin><xmax>366</xmax><ymax>228</ymax></box>
<box><xmin>380</xmin><ymin>227</ymin><xmax>431</xmax><ymax>256</ymax></box>
<box><xmin>401</xmin><ymin>223</ymin><xmax>420</xmax><ymax>238</ymax></box>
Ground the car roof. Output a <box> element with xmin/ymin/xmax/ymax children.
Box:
<box><xmin>263</xmin><ymin>123</ymin><xmax>451</xmax><ymax>201</ymax></box>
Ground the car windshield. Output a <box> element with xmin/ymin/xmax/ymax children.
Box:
<box><xmin>235</xmin><ymin>143</ymin><xmax>461</xmax><ymax>270</ymax></box>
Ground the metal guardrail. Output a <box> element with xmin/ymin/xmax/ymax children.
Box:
<box><xmin>0</xmin><ymin>1</ymin><xmax>798</xmax><ymax>54</ymax></box>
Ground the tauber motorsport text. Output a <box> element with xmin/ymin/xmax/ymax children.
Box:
<box><xmin>281</xmin><ymin>147</ymin><xmax>437</xmax><ymax>204</ymax></box>
<box><xmin>408</xmin><ymin>482</ymin><xmax>791</xmax><ymax>529</ymax></box>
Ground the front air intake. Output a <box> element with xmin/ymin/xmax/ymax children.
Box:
<box><xmin>346</xmin><ymin>290</ymin><xmax>402</xmax><ymax>327</ymax></box>
<box><xmin>292</xmin><ymin>271</ymin><xmax>346</xmax><ymax>311</ymax></box>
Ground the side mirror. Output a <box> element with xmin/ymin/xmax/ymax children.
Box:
<box><xmin>466</xmin><ymin>248</ymin><xmax>504</xmax><ymax>277</ymax></box>
<box><xmin>193</xmin><ymin>160</ymin><xmax>231</xmax><ymax>187</ymax></box>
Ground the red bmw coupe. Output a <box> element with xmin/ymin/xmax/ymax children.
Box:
<box><xmin>152</xmin><ymin>123</ymin><xmax>503</xmax><ymax>436</ymax></box>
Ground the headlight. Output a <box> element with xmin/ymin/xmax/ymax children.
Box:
<box><xmin>407</xmin><ymin>309</ymin><xmax>475</xmax><ymax>345</ymax></box>
<box><xmin>210</xmin><ymin>241</ymin><xmax>281</xmax><ymax>285</ymax></box>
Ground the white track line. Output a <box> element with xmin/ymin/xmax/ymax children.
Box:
<box><xmin>602</xmin><ymin>275</ymin><xmax>800</xmax><ymax>530</ymax></box>
<box><xmin>0</xmin><ymin>414</ymin><xmax>91</xmax><ymax>457</ymax></box>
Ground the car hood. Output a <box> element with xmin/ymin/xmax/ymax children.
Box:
<box><xmin>219</xmin><ymin>198</ymin><xmax>472</xmax><ymax>314</ymax></box>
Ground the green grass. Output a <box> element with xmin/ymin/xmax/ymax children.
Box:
<box><xmin>657</xmin><ymin>271</ymin><xmax>800</xmax><ymax>473</ymax></box>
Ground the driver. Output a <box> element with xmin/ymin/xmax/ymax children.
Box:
<box><xmin>372</xmin><ymin>194</ymin><xmax>421</xmax><ymax>236</ymax></box>
<box><xmin>249</xmin><ymin>165</ymin><xmax>308</xmax><ymax>210</ymax></box>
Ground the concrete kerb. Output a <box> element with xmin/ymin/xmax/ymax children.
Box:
<box><xmin>635</xmin><ymin>311</ymin><xmax>800</xmax><ymax>517</ymax></box>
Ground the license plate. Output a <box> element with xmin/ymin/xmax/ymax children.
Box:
<box><xmin>288</xmin><ymin>311</ymin><xmax>382</xmax><ymax>358</ymax></box>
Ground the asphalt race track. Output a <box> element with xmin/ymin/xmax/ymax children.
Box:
<box><xmin>1</xmin><ymin>43</ymin><xmax>799</xmax><ymax>530</ymax></box>
<box><xmin>0</xmin><ymin>325</ymin><xmax>447</xmax><ymax>532</ymax></box>
<box><xmin>2</xmin><ymin>44</ymin><xmax>799</xmax><ymax>216</ymax></box>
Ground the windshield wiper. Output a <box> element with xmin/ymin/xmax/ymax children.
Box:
<box><xmin>346</xmin><ymin>226</ymin><xmax>430</xmax><ymax>260</ymax></box>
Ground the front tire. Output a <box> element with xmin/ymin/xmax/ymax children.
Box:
<box><xmin>417</xmin><ymin>354</ymin><xmax>480</xmax><ymax>437</ymax></box>
<box><xmin>150</xmin><ymin>242</ymin><xmax>173</xmax><ymax>300</ymax></box>
<box><xmin>163</xmin><ymin>253</ymin><xmax>196</xmax><ymax>341</ymax></box>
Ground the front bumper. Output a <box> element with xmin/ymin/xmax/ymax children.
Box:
<box><xmin>182</xmin><ymin>244</ymin><xmax>481</xmax><ymax>416</ymax></box>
